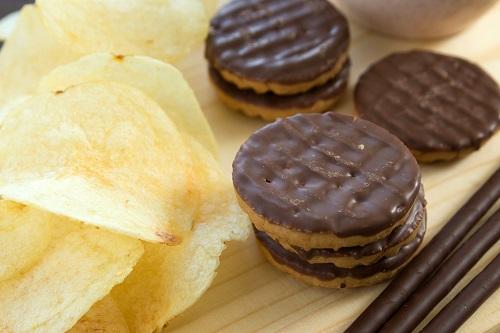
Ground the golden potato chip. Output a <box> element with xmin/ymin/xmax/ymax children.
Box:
<box><xmin>0</xmin><ymin>82</ymin><xmax>196</xmax><ymax>243</ymax></box>
<box><xmin>69</xmin><ymin>296</ymin><xmax>129</xmax><ymax>333</ymax></box>
<box><xmin>0</xmin><ymin>95</ymin><xmax>30</xmax><ymax>123</ymax></box>
<box><xmin>36</xmin><ymin>0</ymin><xmax>210</xmax><ymax>62</ymax></box>
<box><xmin>0</xmin><ymin>5</ymin><xmax>79</xmax><ymax>106</ymax></box>
<box><xmin>203</xmin><ymin>0</ymin><xmax>221</xmax><ymax>17</ymax></box>
<box><xmin>112</xmin><ymin>191</ymin><xmax>249</xmax><ymax>332</ymax></box>
<box><xmin>0</xmin><ymin>225</ymin><xmax>143</xmax><ymax>333</ymax></box>
<box><xmin>0</xmin><ymin>11</ymin><xmax>20</xmax><ymax>41</ymax></box>
<box><xmin>112</xmin><ymin>140</ymin><xmax>250</xmax><ymax>332</ymax></box>
<box><xmin>0</xmin><ymin>200</ymin><xmax>53</xmax><ymax>282</ymax></box>
<box><xmin>38</xmin><ymin>53</ymin><xmax>218</xmax><ymax>156</ymax></box>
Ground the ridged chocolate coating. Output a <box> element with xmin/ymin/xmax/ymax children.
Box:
<box><xmin>355</xmin><ymin>50</ymin><xmax>500</xmax><ymax>153</ymax></box>
<box><xmin>233</xmin><ymin>113</ymin><xmax>421</xmax><ymax>237</ymax></box>
<box><xmin>293</xmin><ymin>190</ymin><xmax>425</xmax><ymax>260</ymax></box>
<box><xmin>209</xmin><ymin>61</ymin><xmax>349</xmax><ymax>110</ymax></box>
<box><xmin>205</xmin><ymin>0</ymin><xmax>349</xmax><ymax>85</ymax></box>
<box><xmin>255</xmin><ymin>215</ymin><xmax>426</xmax><ymax>280</ymax></box>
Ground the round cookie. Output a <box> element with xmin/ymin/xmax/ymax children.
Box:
<box><xmin>233</xmin><ymin>113</ymin><xmax>422</xmax><ymax>249</ymax></box>
<box><xmin>255</xmin><ymin>218</ymin><xmax>426</xmax><ymax>288</ymax></box>
<box><xmin>205</xmin><ymin>0</ymin><xmax>350</xmax><ymax>95</ymax></box>
<box><xmin>286</xmin><ymin>190</ymin><xmax>425</xmax><ymax>267</ymax></box>
<box><xmin>209</xmin><ymin>62</ymin><xmax>349</xmax><ymax>121</ymax></box>
<box><xmin>355</xmin><ymin>50</ymin><xmax>500</xmax><ymax>162</ymax></box>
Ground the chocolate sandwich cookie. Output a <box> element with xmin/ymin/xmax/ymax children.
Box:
<box><xmin>206</xmin><ymin>0</ymin><xmax>350</xmax><ymax>95</ymax></box>
<box><xmin>209</xmin><ymin>62</ymin><xmax>349</xmax><ymax>120</ymax></box>
<box><xmin>355</xmin><ymin>50</ymin><xmax>500</xmax><ymax>162</ymax></box>
<box><xmin>233</xmin><ymin>113</ymin><xmax>422</xmax><ymax>249</ymax></box>
<box><xmin>255</xmin><ymin>216</ymin><xmax>426</xmax><ymax>288</ymax></box>
<box><xmin>286</xmin><ymin>190</ymin><xmax>425</xmax><ymax>267</ymax></box>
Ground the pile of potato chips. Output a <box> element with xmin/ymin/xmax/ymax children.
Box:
<box><xmin>0</xmin><ymin>1</ymin><xmax>250</xmax><ymax>332</ymax></box>
<box><xmin>0</xmin><ymin>0</ymin><xmax>217</xmax><ymax>105</ymax></box>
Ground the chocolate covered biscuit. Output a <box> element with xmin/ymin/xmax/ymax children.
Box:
<box><xmin>233</xmin><ymin>113</ymin><xmax>421</xmax><ymax>249</ymax></box>
<box><xmin>355</xmin><ymin>50</ymin><xmax>500</xmax><ymax>162</ymax></box>
<box><xmin>255</xmin><ymin>216</ymin><xmax>426</xmax><ymax>288</ymax></box>
<box><xmin>206</xmin><ymin>0</ymin><xmax>350</xmax><ymax>95</ymax></box>
<box><xmin>287</xmin><ymin>191</ymin><xmax>425</xmax><ymax>267</ymax></box>
<box><xmin>209</xmin><ymin>62</ymin><xmax>349</xmax><ymax>120</ymax></box>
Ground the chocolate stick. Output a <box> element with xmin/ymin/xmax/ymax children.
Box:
<box><xmin>345</xmin><ymin>167</ymin><xmax>500</xmax><ymax>333</ymax></box>
<box><xmin>379</xmin><ymin>208</ymin><xmax>500</xmax><ymax>332</ymax></box>
<box><xmin>420</xmin><ymin>253</ymin><xmax>500</xmax><ymax>333</ymax></box>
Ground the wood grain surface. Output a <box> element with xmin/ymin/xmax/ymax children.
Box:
<box><xmin>169</xmin><ymin>3</ymin><xmax>500</xmax><ymax>332</ymax></box>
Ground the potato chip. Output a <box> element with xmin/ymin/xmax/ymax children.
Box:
<box><xmin>0</xmin><ymin>200</ymin><xmax>53</xmax><ymax>282</ymax></box>
<box><xmin>69</xmin><ymin>296</ymin><xmax>130</xmax><ymax>333</ymax></box>
<box><xmin>0</xmin><ymin>82</ymin><xmax>197</xmax><ymax>244</ymax></box>
<box><xmin>112</xmin><ymin>191</ymin><xmax>249</xmax><ymax>332</ymax></box>
<box><xmin>0</xmin><ymin>5</ymin><xmax>79</xmax><ymax>106</ymax></box>
<box><xmin>203</xmin><ymin>0</ymin><xmax>221</xmax><ymax>17</ymax></box>
<box><xmin>38</xmin><ymin>53</ymin><xmax>218</xmax><ymax>156</ymax></box>
<box><xmin>112</xmin><ymin>139</ymin><xmax>250</xmax><ymax>332</ymax></box>
<box><xmin>0</xmin><ymin>11</ymin><xmax>20</xmax><ymax>41</ymax></box>
<box><xmin>36</xmin><ymin>0</ymin><xmax>210</xmax><ymax>62</ymax></box>
<box><xmin>0</xmin><ymin>225</ymin><xmax>143</xmax><ymax>333</ymax></box>
<box><xmin>0</xmin><ymin>95</ymin><xmax>30</xmax><ymax>123</ymax></box>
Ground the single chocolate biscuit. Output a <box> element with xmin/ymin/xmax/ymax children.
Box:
<box><xmin>255</xmin><ymin>217</ymin><xmax>426</xmax><ymax>288</ymax></box>
<box><xmin>355</xmin><ymin>50</ymin><xmax>500</xmax><ymax>162</ymax></box>
<box><xmin>233</xmin><ymin>113</ymin><xmax>421</xmax><ymax>249</ymax></box>
<box><xmin>205</xmin><ymin>0</ymin><xmax>350</xmax><ymax>95</ymax></box>
<box><xmin>286</xmin><ymin>190</ymin><xmax>425</xmax><ymax>267</ymax></box>
<box><xmin>209</xmin><ymin>62</ymin><xmax>349</xmax><ymax>120</ymax></box>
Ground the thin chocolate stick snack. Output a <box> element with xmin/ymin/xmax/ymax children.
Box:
<box><xmin>345</xmin><ymin>167</ymin><xmax>500</xmax><ymax>333</ymax></box>
<box><xmin>421</xmin><ymin>253</ymin><xmax>500</xmax><ymax>333</ymax></box>
<box><xmin>380</xmin><ymin>208</ymin><xmax>500</xmax><ymax>333</ymax></box>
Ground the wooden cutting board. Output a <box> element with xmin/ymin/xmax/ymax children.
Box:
<box><xmin>169</xmin><ymin>3</ymin><xmax>500</xmax><ymax>332</ymax></box>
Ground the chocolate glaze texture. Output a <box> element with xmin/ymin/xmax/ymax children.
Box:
<box><xmin>293</xmin><ymin>189</ymin><xmax>425</xmax><ymax>260</ymax></box>
<box><xmin>233</xmin><ymin>113</ymin><xmax>421</xmax><ymax>237</ymax></box>
<box><xmin>209</xmin><ymin>61</ymin><xmax>350</xmax><ymax>109</ymax></box>
<box><xmin>255</xmin><ymin>213</ymin><xmax>426</xmax><ymax>280</ymax></box>
<box><xmin>206</xmin><ymin>0</ymin><xmax>350</xmax><ymax>84</ymax></box>
<box><xmin>355</xmin><ymin>50</ymin><xmax>500</xmax><ymax>152</ymax></box>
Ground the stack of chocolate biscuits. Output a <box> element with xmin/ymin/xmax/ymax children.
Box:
<box><xmin>205</xmin><ymin>0</ymin><xmax>350</xmax><ymax>121</ymax></box>
<box><xmin>233</xmin><ymin>113</ymin><xmax>427</xmax><ymax>288</ymax></box>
